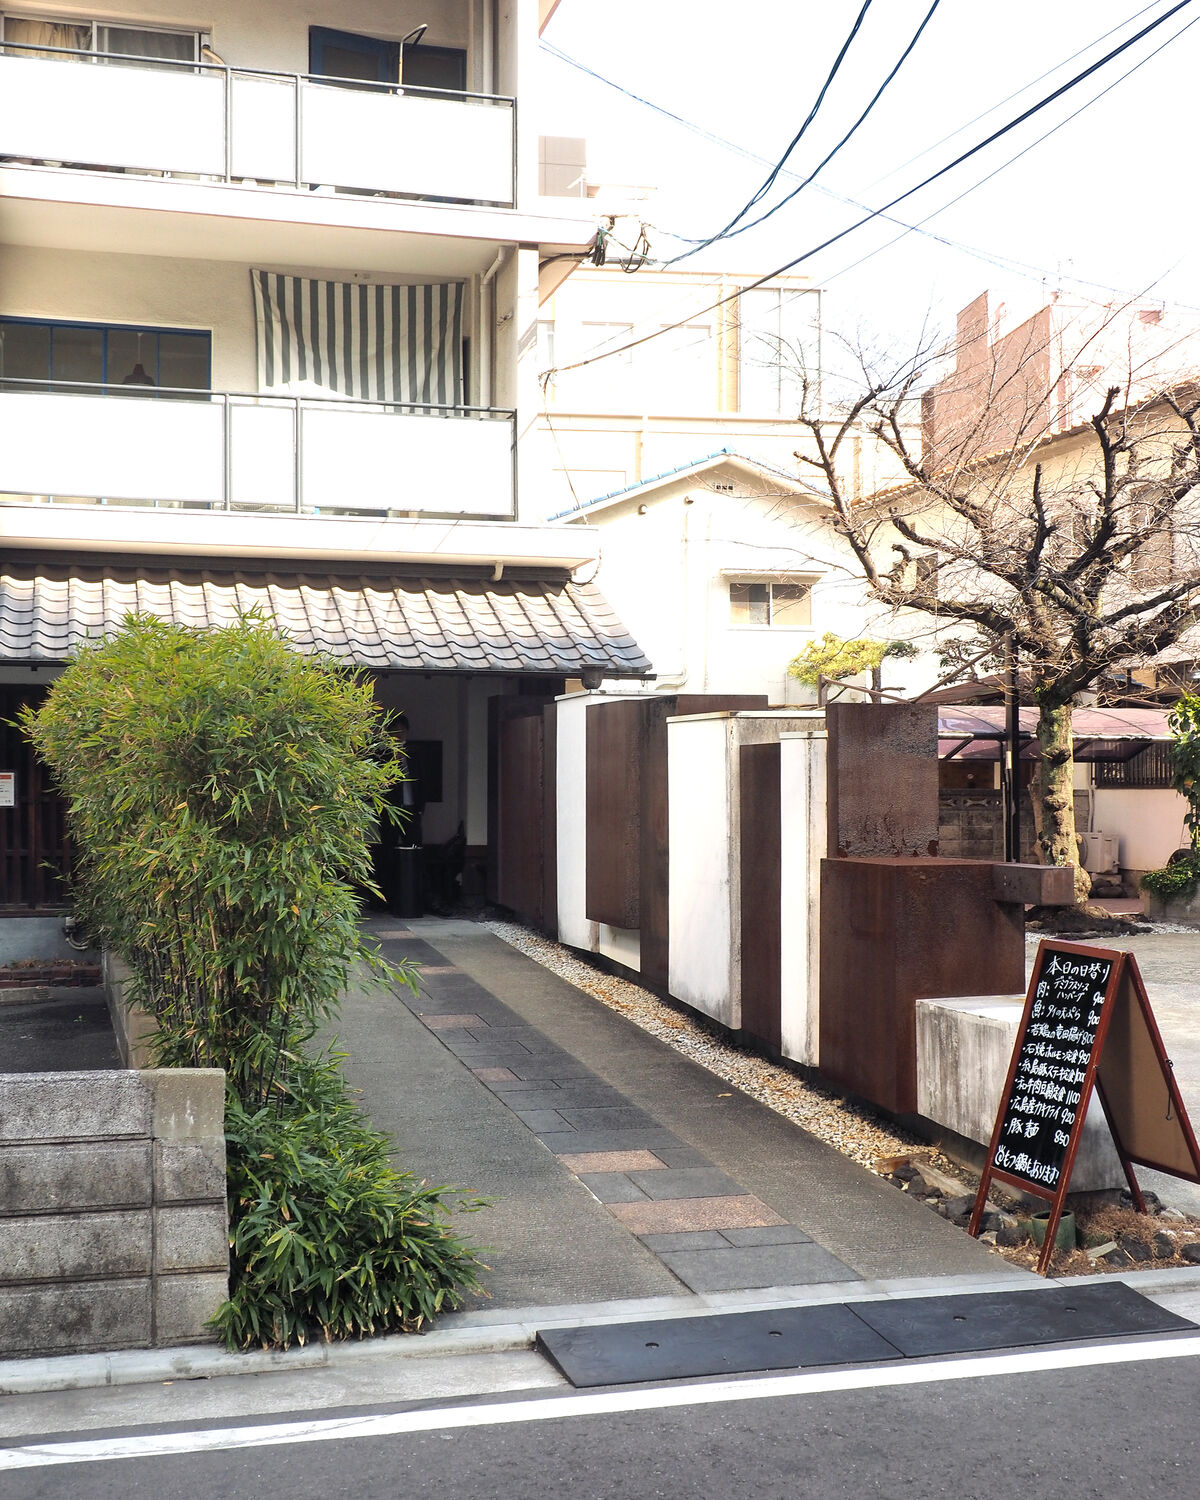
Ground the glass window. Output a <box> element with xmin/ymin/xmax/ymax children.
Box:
<box><xmin>96</xmin><ymin>25</ymin><xmax>198</xmax><ymax>68</ymax></box>
<box><xmin>0</xmin><ymin>319</ymin><xmax>209</xmax><ymax>393</ymax></box>
<box><xmin>729</xmin><ymin>580</ymin><xmax>812</xmax><ymax>627</ymax></box>
<box><xmin>0</xmin><ymin>320</ymin><xmax>50</xmax><ymax>388</ymax></box>
<box><xmin>737</xmin><ymin>287</ymin><xmax>819</xmax><ymax>415</ymax></box>
<box><xmin>51</xmin><ymin>324</ymin><xmax>103</xmax><ymax>385</ymax></box>
<box><xmin>769</xmin><ymin>582</ymin><xmax>812</xmax><ymax>627</ymax></box>
<box><xmin>1</xmin><ymin>16</ymin><xmax>199</xmax><ymax>65</ymax></box>
<box><xmin>730</xmin><ymin>582</ymin><xmax>770</xmax><ymax>625</ymax></box>
<box><xmin>1</xmin><ymin>17</ymin><xmax>89</xmax><ymax>56</ymax></box>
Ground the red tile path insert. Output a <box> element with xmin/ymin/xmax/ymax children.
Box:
<box><xmin>608</xmin><ymin>1196</ymin><xmax>786</xmax><ymax>1235</ymax></box>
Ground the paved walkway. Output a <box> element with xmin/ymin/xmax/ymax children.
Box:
<box><xmin>333</xmin><ymin>919</ymin><xmax>1016</xmax><ymax>1315</ymax></box>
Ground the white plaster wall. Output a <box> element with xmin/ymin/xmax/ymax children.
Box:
<box><xmin>668</xmin><ymin>709</ymin><xmax>817</xmax><ymax>1029</ymax></box>
<box><xmin>779</xmin><ymin>728</ymin><xmax>826</xmax><ymax>1067</ymax></box>
<box><xmin>667</xmin><ymin>715</ymin><xmax>734</xmax><ymax>1025</ymax></box>
<box><xmin>1093</xmin><ymin>788</ymin><xmax>1188</xmax><ymax>873</ymax></box>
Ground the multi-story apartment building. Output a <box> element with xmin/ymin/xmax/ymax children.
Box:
<box><xmin>0</xmin><ymin>1</ymin><xmax>651</xmax><ymax>912</ymax></box>
<box><xmin>533</xmin><ymin>265</ymin><xmax>826</xmax><ymax>516</ymax></box>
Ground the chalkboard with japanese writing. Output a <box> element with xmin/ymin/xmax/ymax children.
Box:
<box><xmin>990</xmin><ymin>946</ymin><xmax>1115</xmax><ymax>1194</ymax></box>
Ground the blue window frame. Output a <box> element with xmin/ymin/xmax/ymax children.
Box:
<box><xmin>309</xmin><ymin>26</ymin><xmax>399</xmax><ymax>84</ymax></box>
<box><xmin>0</xmin><ymin>316</ymin><xmax>211</xmax><ymax>394</ymax></box>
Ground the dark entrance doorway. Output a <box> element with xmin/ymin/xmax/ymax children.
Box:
<box><xmin>0</xmin><ymin>686</ymin><xmax>69</xmax><ymax>910</ymax></box>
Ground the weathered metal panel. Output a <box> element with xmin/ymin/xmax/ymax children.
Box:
<box><xmin>739</xmin><ymin>742</ymin><xmax>782</xmax><ymax>1051</ymax></box>
<box><xmin>819</xmin><ymin>857</ymin><xmax>1024</xmax><ymax>1115</ymax></box>
<box><xmin>585</xmin><ymin>700</ymin><xmax>642</xmax><ymax>929</ymax></box>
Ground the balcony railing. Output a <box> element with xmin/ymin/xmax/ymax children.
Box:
<box><xmin>0</xmin><ymin>380</ymin><xmax>516</xmax><ymax>519</ymax></box>
<box><xmin>0</xmin><ymin>41</ymin><xmax>515</xmax><ymax>206</ymax></box>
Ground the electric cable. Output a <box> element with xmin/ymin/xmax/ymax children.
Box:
<box><xmin>815</xmin><ymin>12</ymin><xmax>1200</xmax><ymax>293</ymax></box>
<box><xmin>540</xmin><ymin>0</ymin><xmax>1196</xmax><ymax>382</ymax></box>
<box><xmin>696</xmin><ymin>0</ymin><xmax>876</xmax><ymax>245</ymax></box>
<box><xmin>540</xmin><ymin>38</ymin><xmax>1184</xmax><ymax>310</ymax></box>
<box><xmin>862</xmin><ymin>0</ymin><xmax>1168</xmax><ymax>191</ymax></box>
<box><xmin>664</xmin><ymin>0</ymin><xmax>942</xmax><ymax>264</ymax></box>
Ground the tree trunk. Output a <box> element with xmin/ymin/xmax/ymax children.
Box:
<box><xmin>1034</xmin><ymin>699</ymin><xmax>1091</xmax><ymax>904</ymax></box>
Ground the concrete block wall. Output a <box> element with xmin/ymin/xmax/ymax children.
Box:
<box><xmin>0</xmin><ymin>1068</ymin><xmax>229</xmax><ymax>1357</ymax></box>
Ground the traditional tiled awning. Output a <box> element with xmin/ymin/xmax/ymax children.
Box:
<box><xmin>0</xmin><ymin>559</ymin><xmax>652</xmax><ymax>677</ymax></box>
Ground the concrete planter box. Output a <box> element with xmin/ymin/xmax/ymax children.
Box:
<box><xmin>1145</xmin><ymin>887</ymin><xmax>1200</xmax><ymax>927</ymax></box>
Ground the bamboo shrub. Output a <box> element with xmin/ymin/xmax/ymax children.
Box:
<box><xmin>23</xmin><ymin>613</ymin><xmax>407</xmax><ymax>1107</ymax></box>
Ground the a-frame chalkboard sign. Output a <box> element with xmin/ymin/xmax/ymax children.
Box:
<box><xmin>968</xmin><ymin>939</ymin><xmax>1200</xmax><ymax>1274</ymax></box>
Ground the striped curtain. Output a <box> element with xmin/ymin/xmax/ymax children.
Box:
<box><xmin>251</xmin><ymin>271</ymin><xmax>464</xmax><ymax>406</ymax></box>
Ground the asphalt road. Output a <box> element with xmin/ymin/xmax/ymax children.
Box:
<box><xmin>5</xmin><ymin>1337</ymin><xmax>1200</xmax><ymax>1500</ymax></box>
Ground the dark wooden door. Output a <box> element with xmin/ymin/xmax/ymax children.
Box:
<box><xmin>739</xmin><ymin>741</ymin><xmax>782</xmax><ymax>1051</ymax></box>
<box><xmin>488</xmin><ymin>694</ymin><xmax>558</xmax><ymax>929</ymax></box>
<box><xmin>0</xmin><ymin>687</ymin><xmax>69</xmax><ymax>910</ymax></box>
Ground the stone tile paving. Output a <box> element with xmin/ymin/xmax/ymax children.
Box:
<box><xmin>376</xmin><ymin>927</ymin><xmax>858</xmax><ymax>1295</ymax></box>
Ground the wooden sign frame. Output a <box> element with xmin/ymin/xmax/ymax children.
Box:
<box><xmin>969</xmin><ymin>939</ymin><xmax>1200</xmax><ymax>1274</ymax></box>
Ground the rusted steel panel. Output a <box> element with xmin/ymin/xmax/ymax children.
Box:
<box><xmin>819</xmin><ymin>857</ymin><xmax>1024</xmax><ymax>1114</ymax></box>
<box><xmin>496</xmin><ymin>711</ymin><xmax>545</xmax><ymax>926</ymax></box>
<box><xmin>826</xmin><ymin>703</ymin><xmax>940</xmax><ymax>858</ymax></box>
<box><xmin>585</xmin><ymin>700</ymin><xmax>643</xmax><ymax>929</ymax></box>
<box><xmin>739</xmin><ymin>742</ymin><xmax>782</xmax><ymax>1051</ymax></box>
<box><xmin>542</xmin><ymin>702</ymin><xmax>558</xmax><ymax>935</ymax></box>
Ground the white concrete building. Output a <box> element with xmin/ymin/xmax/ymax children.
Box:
<box><xmin>557</xmin><ymin>450</ymin><xmax>928</xmax><ymax>704</ymax></box>
<box><xmin>0</xmin><ymin>0</ymin><xmax>653</xmax><ymax>911</ymax></box>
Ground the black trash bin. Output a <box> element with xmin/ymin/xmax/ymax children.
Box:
<box><xmin>390</xmin><ymin>844</ymin><xmax>424</xmax><ymax>918</ymax></box>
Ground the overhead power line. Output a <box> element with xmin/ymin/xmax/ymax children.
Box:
<box><xmin>540</xmin><ymin>30</ymin><xmax>1174</xmax><ymax>307</ymax></box>
<box><xmin>861</xmin><ymin>0</ymin><xmax>1169</xmax><ymax>191</ymax></box>
<box><xmin>671</xmin><ymin>0</ymin><xmax>876</xmax><ymax>260</ymax></box>
<box><xmin>818</xmin><ymin>11</ymin><xmax>1200</xmax><ymax>294</ymax></box>
<box><xmin>539</xmin><ymin>0</ymin><xmax>1196</xmax><ymax>382</ymax></box>
<box><xmin>665</xmin><ymin>0</ymin><xmax>942</xmax><ymax>264</ymax></box>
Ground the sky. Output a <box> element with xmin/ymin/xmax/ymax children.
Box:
<box><xmin>538</xmin><ymin>0</ymin><xmax>1200</xmax><ymax>367</ymax></box>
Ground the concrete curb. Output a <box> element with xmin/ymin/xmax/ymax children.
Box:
<box><xmin>6</xmin><ymin>1264</ymin><xmax>1199</xmax><ymax>1396</ymax></box>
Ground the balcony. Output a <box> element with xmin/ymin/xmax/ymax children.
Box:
<box><xmin>0</xmin><ymin>41</ymin><xmax>515</xmax><ymax>207</ymax></box>
<box><xmin>0</xmin><ymin>381</ymin><xmax>515</xmax><ymax>520</ymax></box>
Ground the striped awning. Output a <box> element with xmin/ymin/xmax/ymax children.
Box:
<box><xmin>0</xmin><ymin>560</ymin><xmax>652</xmax><ymax>677</ymax></box>
<box><xmin>252</xmin><ymin>271</ymin><xmax>464</xmax><ymax>405</ymax></box>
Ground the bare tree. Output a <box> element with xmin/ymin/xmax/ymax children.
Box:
<box><xmin>794</xmin><ymin>309</ymin><xmax>1200</xmax><ymax>904</ymax></box>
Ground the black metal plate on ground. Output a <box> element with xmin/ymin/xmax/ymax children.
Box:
<box><xmin>848</xmin><ymin>1281</ymin><xmax>1195</xmax><ymax>1359</ymax></box>
<box><xmin>536</xmin><ymin>1305</ymin><xmax>902</xmax><ymax>1388</ymax></box>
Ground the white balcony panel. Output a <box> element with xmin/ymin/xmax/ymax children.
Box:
<box><xmin>0</xmin><ymin>391</ymin><xmax>224</xmax><ymax>503</ymax></box>
<box><xmin>0</xmin><ymin>55</ymin><xmax>225</xmax><ymax>176</ymax></box>
<box><xmin>228</xmin><ymin>403</ymin><xmax>296</xmax><ymax>509</ymax></box>
<box><xmin>301</xmin><ymin>408</ymin><xmax>512</xmax><ymax>515</ymax></box>
<box><xmin>229</xmin><ymin>73</ymin><xmax>297</xmax><ymax>182</ymax></box>
<box><xmin>299</xmin><ymin>86</ymin><xmax>513</xmax><ymax>203</ymax></box>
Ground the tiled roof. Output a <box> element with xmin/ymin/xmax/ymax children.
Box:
<box><xmin>0</xmin><ymin>561</ymin><xmax>652</xmax><ymax>676</ymax></box>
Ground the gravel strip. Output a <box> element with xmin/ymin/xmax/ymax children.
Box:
<box><xmin>482</xmin><ymin>919</ymin><xmax>939</xmax><ymax>1173</ymax></box>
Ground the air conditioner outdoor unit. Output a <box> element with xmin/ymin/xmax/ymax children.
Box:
<box><xmin>1078</xmin><ymin>831</ymin><xmax>1119</xmax><ymax>873</ymax></box>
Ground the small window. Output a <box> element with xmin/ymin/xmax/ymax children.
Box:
<box><xmin>729</xmin><ymin>580</ymin><xmax>812</xmax><ymax>628</ymax></box>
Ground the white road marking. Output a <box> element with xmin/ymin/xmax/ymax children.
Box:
<box><xmin>4</xmin><ymin>1334</ymin><xmax>1200</xmax><ymax>1470</ymax></box>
